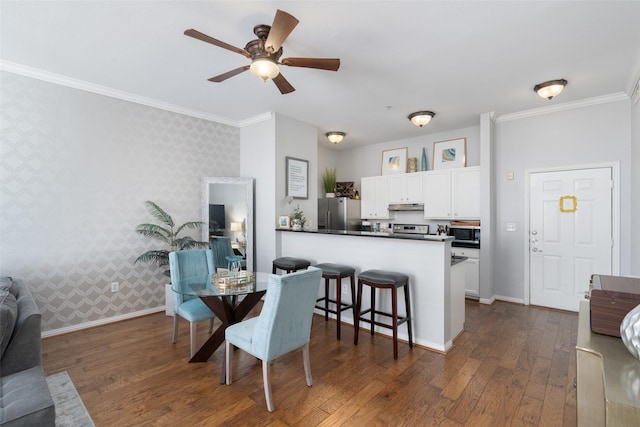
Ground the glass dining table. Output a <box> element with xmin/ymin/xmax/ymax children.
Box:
<box><xmin>171</xmin><ymin>271</ymin><xmax>270</xmax><ymax>383</ymax></box>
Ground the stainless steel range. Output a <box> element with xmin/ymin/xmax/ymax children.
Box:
<box><xmin>392</xmin><ymin>223</ymin><xmax>430</xmax><ymax>235</ymax></box>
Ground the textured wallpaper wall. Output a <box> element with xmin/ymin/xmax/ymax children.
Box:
<box><xmin>0</xmin><ymin>71</ymin><xmax>240</xmax><ymax>332</ymax></box>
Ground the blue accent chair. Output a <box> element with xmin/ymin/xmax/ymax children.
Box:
<box><xmin>169</xmin><ymin>249</ymin><xmax>216</xmax><ymax>358</ymax></box>
<box><xmin>210</xmin><ymin>236</ymin><xmax>245</xmax><ymax>271</ymax></box>
<box><xmin>225</xmin><ymin>267</ymin><xmax>322</xmax><ymax>412</ymax></box>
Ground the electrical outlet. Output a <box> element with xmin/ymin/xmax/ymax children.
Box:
<box><xmin>110</xmin><ymin>282</ymin><xmax>119</xmax><ymax>292</ymax></box>
<box><xmin>342</xmin><ymin>283</ymin><xmax>348</xmax><ymax>294</ymax></box>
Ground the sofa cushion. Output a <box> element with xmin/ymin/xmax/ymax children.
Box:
<box><xmin>0</xmin><ymin>277</ymin><xmax>16</xmax><ymax>296</ymax></box>
<box><xmin>0</xmin><ymin>365</ymin><xmax>55</xmax><ymax>427</ymax></box>
<box><xmin>0</xmin><ymin>284</ymin><xmax>17</xmax><ymax>358</ymax></box>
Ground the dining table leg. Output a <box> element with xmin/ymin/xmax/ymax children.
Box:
<box><xmin>189</xmin><ymin>291</ymin><xmax>266</xmax><ymax>383</ymax></box>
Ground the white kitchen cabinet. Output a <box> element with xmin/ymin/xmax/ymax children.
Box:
<box><xmin>388</xmin><ymin>172</ymin><xmax>424</xmax><ymax>204</ymax></box>
<box><xmin>423</xmin><ymin>166</ymin><xmax>480</xmax><ymax>219</ymax></box>
<box><xmin>454</xmin><ymin>167</ymin><xmax>481</xmax><ymax>219</ymax></box>
<box><xmin>422</xmin><ymin>170</ymin><xmax>451</xmax><ymax>218</ymax></box>
<box><xmin>451</xmin><ymin>247</ymin><xmax>479</xmax><ymax>297</ymax></box>
<box><xmin>361</xmin><ymin>175</ymin><xmax>392</xmax><ymax>219</ymax></box>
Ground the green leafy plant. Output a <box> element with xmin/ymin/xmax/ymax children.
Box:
<box><xmin>292</xmin><ymin>205</ymin><xmax>306</xmax><ymax>228</ymax></box>
<box><xmin>322</xmin><ymin>167</ymin><xmax>337</xmax><ymax>194</ymax></box>
<box><xmin>134</xmin><ymin>201</ymin><xmax>209</xmax><ymax>276</ymax></box>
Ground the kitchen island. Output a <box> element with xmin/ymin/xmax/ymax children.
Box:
<box><xmin>276</xmin><ymin>229</ymin><xmax>464</xmax><ymax>352</ymax></box>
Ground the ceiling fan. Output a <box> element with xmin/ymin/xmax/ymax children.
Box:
<box><xmin>184</xmin><ymin>9</ymin><xmax>340</xmax><ymax>94</ymax></box>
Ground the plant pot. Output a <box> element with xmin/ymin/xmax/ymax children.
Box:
<box><xmin>325</xmin><ymin>192</ymin><xmax>335</xmax><ymax>198</ymax></box>
<box><xmin>165</xmin><ymin>283</ymin><xmax>174</xmax><ymax>316</ymax></box>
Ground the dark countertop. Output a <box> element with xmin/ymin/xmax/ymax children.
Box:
<box><xmin>276</xmin><ymin>228</ymin><xmax>454</xmax><ymax>242</ymax></box>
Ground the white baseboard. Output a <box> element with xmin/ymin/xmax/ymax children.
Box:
<box><xmin>495</xmin><ymin>295</ymin><xmax>525</xmax><ymax>305</ymax></box>
<box><xmin>479</xmin><ymin>296</ymin><xmax>496</xmax><ymax>305</ymax></box>
<box><xmin>41</xmin><ymin>306</ymin><xmax>165</xmax><ymax>338</ymax></box>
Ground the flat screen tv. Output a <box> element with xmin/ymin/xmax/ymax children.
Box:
<box><xmin>209</xmin><ymin>204</ymin><xmax>225</xmax><ymax>231</ymax></box>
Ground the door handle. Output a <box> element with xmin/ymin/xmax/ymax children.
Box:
<box><xmin>532</xmin><ymin>248</ymin><xmax>543</xmax><ymax>253</ymax></box>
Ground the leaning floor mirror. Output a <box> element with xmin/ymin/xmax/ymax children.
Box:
<box><xmin>201</xmin><ymin>177</ymin><xmax>255</xmax><ymax>272</ymax></box>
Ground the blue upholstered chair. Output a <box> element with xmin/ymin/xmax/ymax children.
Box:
<box><xmin>210</xmin><ymin>236</ymin><xmax>245</xmax><ymax>271</ymax></box>
<box><xmin>169</xmin><ymin>249</ymin><xmax>216</xmax><ymax>358</ymax></box>
<box><xmin>224</xmin><ymin>267</ymin><xmax>322</xmax><ymax>412</ymax></box>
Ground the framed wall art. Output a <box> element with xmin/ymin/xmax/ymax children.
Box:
<box><xmin>433</xmin><ymin>138</ymin><xmax>466</xmax><ymax>170</ymax></box>
<box><xmin>278</xmin><ymin>215</ymin><xmax>290</xmax><ymax>229</ymax></box>
<box><xmin>381</xmin><ymin>147</ymin><xmax>408</xmax><ymax>175</ymax></box>
<box><xmin>286</xmin><ymin>156</ymin><xmax>308</xmax><ymax>199</ymax></box>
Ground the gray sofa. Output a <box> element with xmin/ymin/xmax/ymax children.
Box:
<box><xmin>0</xmin><ymin>277</ymin><xmax>55</xmax><ymax>426</ymax></box>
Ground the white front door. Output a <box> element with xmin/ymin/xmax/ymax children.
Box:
<box><xmin>529</xmin><ymin>167</ymin><xmax>612</xmax><ymax>311</ymax></box>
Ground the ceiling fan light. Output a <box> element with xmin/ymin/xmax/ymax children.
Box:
<box><xmin>326</xmin><ymin>131</ymin><xmax>345</xmax><ymax>144</ymax></box>
<box><xmin>408</xmin><ymin>111</ymin><xmax>435</xmax><ymax>127</ymax></box>
<box><xmin>250</xmin><ymin>58</ymin><xmax>280</xmax><ymax>81</ymax></box>
<box><xmin>534</xmin><ymin>79</ymin><xmax>567</xmax><ymax>100</ymax></box>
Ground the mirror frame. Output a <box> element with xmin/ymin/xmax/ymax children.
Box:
<box><xmin>201</xmin><ymin>177</ymin><xmax>255</xmax><ymax>272</ymax></box>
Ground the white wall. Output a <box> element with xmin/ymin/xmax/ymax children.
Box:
<box><xmin>494</xmin><ymin>98</ymin><xmax>632</xmax><ymax>300</ymax></box>
<box><xmin>275</xmin><ymin>113</ymin><xmax>319</xmax><ymax>230</ymax></box>
<box><xmin>631</xmin><ymin>91</ymin><xmax>640</xmax><ymax>276</ymax></box>
<box><xmin>240</xmin><ymin>116</ymin><xmax>275</xmax><ymax>274</ymax></box>
<box><xmin>0</xmin><ymin>71</ymin><xmax>241</xmax><ymax>332</ymax></box>
<box><xmin>329</xmin><ymin>126</ymin><xmax>481</xmax><ymax>191</ymax></box>
<box><xmin>240</xmin><ymin>113</ymin><xmax>318</xmax><ymax>273</ymax></box>
<box><xmin>319</xmin><ymin>97</ymin><xmax>634</xmax><ymax>303</ymax></box>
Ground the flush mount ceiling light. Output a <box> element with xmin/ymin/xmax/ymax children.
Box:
<box><xmin>250</xmin><ymin>58</ymin><xmax>280</xmax><ymax>81</ymax></box>
<box><xmin>408</xmin><ymin>111</ymin><xmax>435</xmax><ymax>127</ymax></box>
<box><xmin>534</xmin><ymin>79</ymin><xmax>568</xmax><ymax>100</ymax></box>
<box><xmin>326</xmin><ymin>131</ymin><xmax>346</xmax><ymax>144</ymax></box>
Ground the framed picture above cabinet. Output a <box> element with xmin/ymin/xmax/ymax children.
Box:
<box><xmin>381</xmin><ymin>147</ymin><xmax>408</xmax><ymax>175</ymax></box>
<box><xmin>433</xmin><ymin>138</ymin><xmax>466</xmax><ymax>170</ymax></box>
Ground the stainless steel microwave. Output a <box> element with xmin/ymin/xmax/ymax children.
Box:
<box><xmin>448</xmin><ymin>226</ymin><xmax>480</xmax><ymax>248</ymax></box>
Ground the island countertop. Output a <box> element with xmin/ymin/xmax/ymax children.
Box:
<box><xmin>276</xmin><ymin>228</ymin><xmax>454</xmax><ymax>242</ymax></box>
<box><xmin>276</xmin><ymin>229</ymin><xmax>463</xmax><ymax>352</ymax></box>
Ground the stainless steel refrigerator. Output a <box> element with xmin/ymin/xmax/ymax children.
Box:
<box><xmin>318</xmin><ymin>197</ymin><xmax>361</xmax><ymax>231</ymax></box>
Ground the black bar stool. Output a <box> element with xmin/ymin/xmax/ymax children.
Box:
<box><xmin>272</xmin><ymin>257</ymin><xmax>311</xmax><ymax>274</ymax></box>
<box><xmin>313</xmin><ymin>263</ymin><xmax>356</xmax><ymax>340</ymax></box>
<box><xmin>354</xmin><ymin>269</ymin><xmax>413</xmax><ymax>359</ymax></box>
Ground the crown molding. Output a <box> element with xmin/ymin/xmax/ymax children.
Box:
<box><xmin>0</xmin><ymin>60</ymin><xmax>246</xmax><ymax>126</ymax></box>
<box><xmin>237</xmin><ymin>112</ymin><xmax>273</xmax><ymax>127</ymax></box>
<box><xmin>496</xmin><ymin>92</ymin><xmax>630</xmax><ymax>123</ymax></box>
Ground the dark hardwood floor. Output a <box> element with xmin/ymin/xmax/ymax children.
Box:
<box><xmin>42</xmin><ymin>300</ymin><xmax>578</xmax><ymax>426</ymax></box>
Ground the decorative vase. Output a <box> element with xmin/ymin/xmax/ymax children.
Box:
<box><xmin>421</xmin><ymin>147</ymin><xmax>427</xmax><ymax>171</ymax></box>
<box><xmin>325</xmin><ymin>192</ymin><xmax>335</xmax><ymax>198</ymax></box>
<box><xmin>291</xmin><ymin>219</ymin><xmax>302</xmax><ymax>231</ymax></box>
<box><xmin>620</xmin><ymin>303</ymin><xmax>640</xmax><ymax>360</ymax></box>
<box><xmin>407</xmin><ymin>157</ymin><xmax>418</xmax><ymax>173</ymax></box>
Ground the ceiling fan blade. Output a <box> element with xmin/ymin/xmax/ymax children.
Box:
<box><xmin>281</xmin><ymin>57</ymin><xmax>340</xmax><ymax>71</ymax></box>
<box><xmin>184</xmin><ymin>29</ymin><xmax>250</xmax><ymax>58</ymax></box>
<box><xmin>264</xmin><ymin>9</ymin><xmax>299</xmax><ymax>54</ymax></box>
<box><xmin>272</xmin><ymin>73</ymin><xmax>295</xmax><ymax>94</ymax></box>
<box><xmin>208</xmin><ymin>65</ymin><xmax>250</xmax><ymax>82</ymax></box>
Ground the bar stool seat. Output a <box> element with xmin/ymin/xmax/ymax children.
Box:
<box><xmin>314</xmin><ymin>263</ymin><xmax>356</xmax><ymax>340</ymax></box>
<box><xmin>272</xmin><ymin>257</ymin><xmax>311</xmax><ymax>274</ymax></box>
<box><xmin>354</xmin><ymin>269</ymin><xmax>413</xmax><ymax>359</ymax></box>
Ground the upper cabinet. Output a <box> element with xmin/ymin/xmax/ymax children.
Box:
<box><xmin>388</xmin><ymin>172</ymin><xmax>424</xmax><ymax>204</ymax></box>
<box><xmin>423</xmin><ymin>166</ymin><xmax>480</xmax><ymax>219</ymax></box>
<box><xmin>361</xmin><ymin>175</ymin><xmax>393</xmax><ymax>219</ymax></box>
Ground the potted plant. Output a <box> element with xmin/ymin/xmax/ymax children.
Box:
<box><xmin>291</xmin><ymin>205</ymin><xmax>306</xmax><ymax>231</ymax></box>
<box><xmin>134</xmin><ymin>201</ymin><xmax>209</xmax><ymax>315</ymax></box>
<box><xmin>322</xmin><ymin>167</ymin><xmax>337</xmax><ymax>198</ymax></box>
